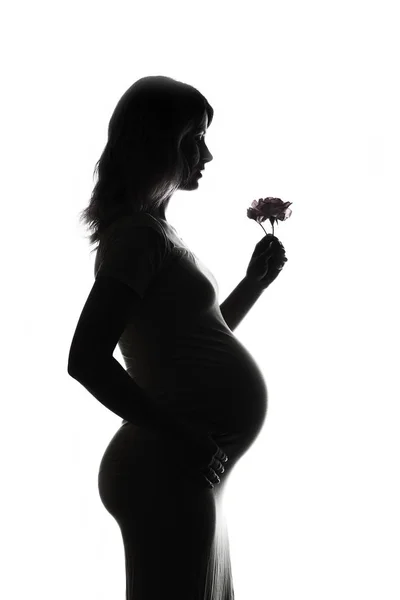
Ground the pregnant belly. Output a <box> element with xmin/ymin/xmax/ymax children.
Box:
<box><xmin>163</xmin><ymin>337</ymin><xmax>268</xmax><ymax>440</ymax></box>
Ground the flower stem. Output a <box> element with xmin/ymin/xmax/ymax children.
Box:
<box><xmin>259</xmin><ymin>222</ymin><xmax>268</xmax><ymax>236</ymax></box>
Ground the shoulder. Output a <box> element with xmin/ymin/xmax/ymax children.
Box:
<box><xmin>103</xmin><ymin>213</ymin><xmax>167</xmax><ymax>245</ymax></box>
<box><xmin>94</xmin><ymin>214</ymin><xmax>171</xmax><ymax>277</ymax></box>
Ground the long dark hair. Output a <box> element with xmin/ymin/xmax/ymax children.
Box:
<box><xmin>79</xmin><ymin>75</ymin><xmax>214</xmax><ymax>253</ymax></box>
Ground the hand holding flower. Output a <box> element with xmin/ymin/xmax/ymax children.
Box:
<box><xmin>245</xmin><ymin>234</ymin><xmax>288</xmax><ymax>289</ymax></box>
<box><xmin>245</xmin><ymin>197</ymin><xmax>292</xmax><ymax>289</ymax></box>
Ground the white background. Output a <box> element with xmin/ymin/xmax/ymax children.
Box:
<box><xmin>2</xmin><ymin>1</ymin><xmax>399</xmax><ymax>598</ymax></box>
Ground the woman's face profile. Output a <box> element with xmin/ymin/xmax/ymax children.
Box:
<box><xmin>180</xmin><ymin>110</ymin><xmax>213</xmax><ymax>190</ymax></box>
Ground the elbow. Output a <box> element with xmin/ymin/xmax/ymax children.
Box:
<box><xmin>67</xmin><ymin>352</ymin><xmax>90</xmax><ymax>378</ymax></box>
<box><xmin>67</xmin><ymin>354</ymin><xmax>111</xmax><ymax>378</ymax></box>
<box><xmin>67</xmin><ymin>360</ymin><xmax>82</xmax><ymax>378</ymax></box>
<box><xmin>67</xmin><ymin>349</ymin><xmax>83</xmax><ymax>377</ymax></box>
<box><xmin>67</xmin><ymin>345</ymin><xmax>80</xmax><ymax>377</ymax></box>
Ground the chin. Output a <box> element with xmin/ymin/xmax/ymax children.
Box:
<box><xmin>179</xmin><ymin>173</ymin><xmax>201</xmax><ymax>190</ymax></box>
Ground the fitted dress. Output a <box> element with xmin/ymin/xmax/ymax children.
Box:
<box><xmin>95</xmin><ymin>212</ymin><xmax>268</xmax><ymax>600</ymax></box>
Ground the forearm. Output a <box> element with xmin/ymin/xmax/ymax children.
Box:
<box><xmin>68</xmin><ymin>357</ymin><xmax>205</xmax><ymax>438</ymax></box>
<box><xmin>69</xmin><ymin>357</ymin><xmax>163</xmax><ymax>427</ymax></box>
<box><xmin>219</xmin><ymin>277</ymin><xmax>265</xmax><ymax>332</ymax></box>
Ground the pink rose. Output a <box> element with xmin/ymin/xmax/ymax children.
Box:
<box><xmin>247</xmin><ymin>197</ymin><xmax>292</xmax><ymax>235</ymax></box>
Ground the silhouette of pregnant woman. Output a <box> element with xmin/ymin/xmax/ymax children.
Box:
<box><xmin>68</xmin><ymin>76</ymin><xmax>287</xmax><ymax>600</ymax></box>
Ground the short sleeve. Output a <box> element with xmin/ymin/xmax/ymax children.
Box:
<box><xmin>95</xmin><ymin>215</ymin><xmax>170</xmax><ymax>299</ymax></box>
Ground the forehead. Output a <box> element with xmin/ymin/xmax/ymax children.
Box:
<box><xmin>199</xmin><ymin>111</ymin><xmax>208</xmax><ymax>129</ymax></box>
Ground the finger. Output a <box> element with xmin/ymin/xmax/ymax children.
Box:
<box><xmin>260</xmin><ymin>239</ymin><xmax>284</xmax><ymax>255</ymax></box>
<box><xmin>253</xmin><ymin>243</ymin><xmax>272</xmax><ymax>259</ymax></box>
<box><xmin>255</xmin><ymin>244</ymin><xmax>274</xmax><ymax>261</ymax></box>
<box><xmin>256</xmin><ymin>234</ymin><xmax>273</xmax><ymax>246</ymax></box>
<box><xmin>211</xmin><ymin>456</ymin><xmax>225</xmax><ymax>469</ymax></box>
<box><xmin>216</xmin><ymin>448</ymin><xmax>229</xmax><ymax>462</ymax></box>
<box><xmin>270</xmin><ymin>254</ymin><xmax>286</xmax><ymax>265</ymax></box>
<box><xmin>264</xmin><ymin>235</ymin><xmax>283</xmax><ymax>246</ymax></box>
<box><xmin>270</xmin><ymin>240</ymin><xmax>285</xmax><ymax>252</ymax></box>
<box><xmin>203</xmin><ymin>475</ymin><xmax>214</xmax><ymax>488</ymax></box>
<box><xmin>213</xmin><ymin>459</ymin><xmax>225</xmax><ymax>474</ymax></box>
<box><xmin>261</xmin><ymin>233</ymin><xmax>280</xmax><ymax>242</ymax></box>
<box><xmin>207</xmin><ymin>469</ymin><xmax>221</xmax><ymax>484</ymax></box>
<box><xmin>268</xmin><ymin>245</ymin><xmax>286</xmax><ymax>259</ymax></box>
<box><xmin>202</xmin><ymin>468</ymin><xmax>220</xmax><ymax>487</ymax></box>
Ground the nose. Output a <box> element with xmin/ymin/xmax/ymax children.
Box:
<box><xmin>204</xmin><ymin>149</ymin><xmax>213</xmax><ymax>163</ymax></box>
<box><xmin>202</xmin><ymin>152</ymin><xmax>213</xmax><ymax>169</ymax></box>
